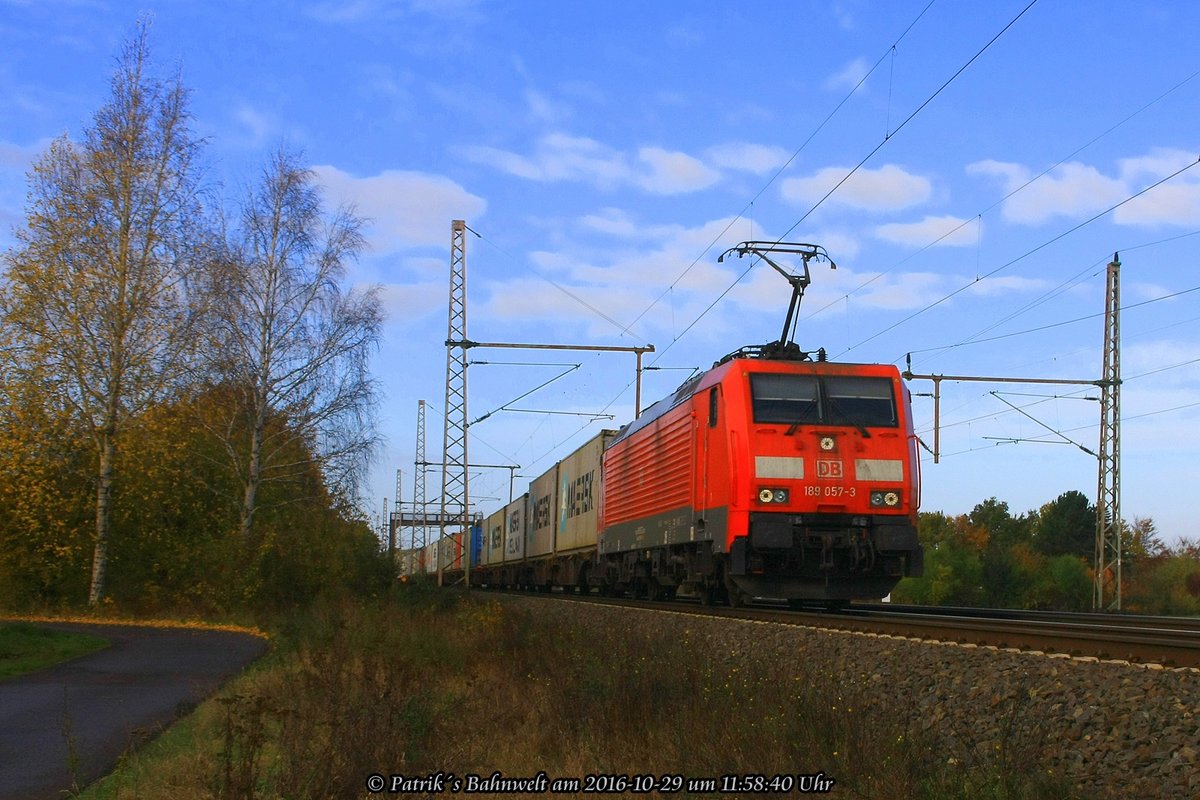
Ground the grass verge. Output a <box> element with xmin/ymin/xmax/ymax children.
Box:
<box><xmin>74</xmin><ymin>583</ymin><xmax>1077</xmax><ymax>799</ymax></box>
<box><xmin>0</xmin><ymin>621</ymin><xmax>109</xmax><ymax>679</ymax></box>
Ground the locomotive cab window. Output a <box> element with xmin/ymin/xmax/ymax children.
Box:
<box><xmin>824</xmin><ymin>376</ymin><xmax>897</xmax><ymax>428</ymax></box>
<box><xmin>750</xmin><ymin>374</ymin><xmax>821</xmax><ymax>424</ymax></box>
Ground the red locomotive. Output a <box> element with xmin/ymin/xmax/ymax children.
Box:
<box><xmin>410</xmin><ymin>242</ymin><xmax>923</xmax><ymax>606</ymax></box>
<box><xmin>599</xmin><ymin>349</ymin><xmax>923</xmax><ymax>605</ymax></box>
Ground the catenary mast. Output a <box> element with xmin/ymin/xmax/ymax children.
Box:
<box><xmin>438</xmin><ymin>220</ymin><xmax>470</xmax><ymax>585</ymax></box>
<box><xmin>1094</xmin><ymin>254</ymin><xmax>1122</xmax><ymax>610</ymax></box>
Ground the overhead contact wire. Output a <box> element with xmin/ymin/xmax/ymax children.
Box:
<box><xmin>841</xmin><ymin>156</ymin><xmax>1200</xmax><ymax>356</ymax></box>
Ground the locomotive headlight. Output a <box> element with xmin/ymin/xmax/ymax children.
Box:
<box><xmin>819</xmin><ymin>436</ymin><xmax>836</xmax><ymax>451</ymax></box>
<box><xmin>870</xmin><ymin>490</ymin><xmax>902</xmax><ymax>507</ymax></box>
<box><xmin>758</xmin><ymin>488</ymin><xmax>789</xmax><ymax>504</ymax></box>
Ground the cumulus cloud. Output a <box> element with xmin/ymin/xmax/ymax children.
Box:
<box><xmin>1118</xmin><ymin>149</ymin><xmax>1200</xmax><ymax>226</ymax></box>
<box><xmin>706</xmin><ymin>142</ymin><xmax>790</xmax><ymax>174</ymax></box>
<box><xmin>969</xmin><ymin>150</ymin><xmax>1200</xmax><ymax>227</ymax></box>
<box><xmin>875</xmin><ymin>215</ymin><xmax>978</xmax><ymax>247</ymax></box>
<box><xmin>636</xmin><ymin>147</ymin><xmax>720</xmax><ymax>194</ymax></box>
<box><xmin>964</xmin><ymin>275</ymin><xmax>1051</xmax><ymax>296</ymax></box>
<box><xmin>0</xmin><ymin>139</ymin><xmax>45</xmax><ymax>169</ymax></box>
<box><xmin>458</xmin><ymin>134</ymin><xmax>626</xmax><ymax>187</ymax></box>
<box><xmin>232</xmin><ymin>102</ymin><xmax>277</xmax><ymax>149</ymax></box>
<box><xmin>781</xmin><ymin>164</ymin><xmax>932</xmax><ymax>212</ymax></box>
<box><xmin>968</xmin><ymin>160</ymin><xmax>1125</xmax><ymax>224</ymax></box>
<box><xmin>578</xmin><ymin>208</ymin><xmax>683</xmax><ymax>240</ymax></box>
<box><xmin>471</xmin><ymin>215</ymin><xmax>753</xmax><ymax>342</ymax></box>
<box><xmin>458</xmin><ymin>134</ymin><xmax>721</xmax><ymax>195</ymax></box>
<box><xmin>312</xmin><ymin>164</ymin><xmax>486</xmax><ymax>252</ymax></box>
<box><xmin>824</xmin><ymin>57</ymin><xmax>871</xmax><ymax>91</ymax></box>
<box><xmin>380</xmin><ymin>280</ymin><xmax>444</xmax><ymax>325</ymax></box>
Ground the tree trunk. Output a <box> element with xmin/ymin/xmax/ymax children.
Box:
<box><xmin>88</xmin><ymin>432</ymin><xmax>114</xmax><ymax>606</ymax></box>
<box><xmin>239</xmin><ymin>410</ymin><xmax>264</xmax><ymax>541</ymax></box>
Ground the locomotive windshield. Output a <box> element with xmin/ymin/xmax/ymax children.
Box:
<box><xmin>824</xmin><ymin>376</ymin><xmax>897</xmax><ymax>427</ymax></box>
<box><xmin>750</xmin><ymin>374</ymin><xmax>820</xmax><ymax>424</ymax></box>
<box><xmin>750</xmin><ymin>374</ymin><xmax>897</xmax><ymax>428</ymax></box>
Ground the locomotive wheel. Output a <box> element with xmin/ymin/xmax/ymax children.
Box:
<box><xmin>645</xmin><ymin>579</ymin><xmax>663</xmax><ymax>602</ymax></box>
<box><xmin>723</xmin><ymin>571</ymin><xmax>747</xmax><ymax>608</ymax></box>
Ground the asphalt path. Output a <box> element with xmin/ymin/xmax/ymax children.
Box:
<box><xmin>0</xmin><ymin>621</ymin><xmax>267</xmax><ymax>800</ymax></box>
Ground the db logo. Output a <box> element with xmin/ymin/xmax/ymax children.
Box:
<box><xmin>816</xmin><ymin>459</ymin><xmax>844</xmax><ymax>479</ymax></box>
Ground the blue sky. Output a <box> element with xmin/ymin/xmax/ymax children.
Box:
<box><xmin>2</xmin><ymin>1</ymin><xmax>1199</xmax><ymax>545</ymax></box>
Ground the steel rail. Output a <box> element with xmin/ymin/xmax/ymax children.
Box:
<box><xmin>487</xmin><ymin>590</ymin><xmax>1200</xmax><ymax>669</ymax></box>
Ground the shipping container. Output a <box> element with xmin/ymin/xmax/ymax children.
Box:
<box><xmin>556</xmin><ymin>430</ymin><xmax>617</xmax><ymax>554</ymax></box>
<box><xmin>527</xmin><ymin>464</ymin><xmax>557</xmax><ymax>558</ymax></box>
<box><xmin>502</xmin><ymin>493</ymin><xmax>528</xmax><ymax>563</ymax></box>
<box><xmin>469</xmin><ymin>521</ymin><xmax>483</xmax><ymax>569</ymax></box>
<box><xmin>484</xmin><ymin>507</ymin><xmax>505</xmax><ymax>567</ymax></box>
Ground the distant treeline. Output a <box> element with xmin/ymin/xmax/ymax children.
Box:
<box><xmin>893</xmin><ymin>492</ymin><xmax>1200</xmax><ymax>615</ymax></box>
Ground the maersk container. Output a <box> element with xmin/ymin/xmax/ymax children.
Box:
<box><xmin>502</xmin><ymin>493</ymin><xmax>528</xmax><ymax>563</ymax></box>
<box><xmin>555</xmin><ymin>429</ymin><xmax>617</xmax><ymax>554</ymax></box>
<box><xmin>527</xmin><ymin>464</ymin><xmax>557</xmax><ymax>558</ymax></box>
<box><xmin>484</xmin><ymin>507</ymin><xmax>505</xmax><ymax>566</ymax></box>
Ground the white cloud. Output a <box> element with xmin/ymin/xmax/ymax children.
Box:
<box><xmin>781</xmin><ymin>164</ymin><xmax>932</xmax><ymax>212</ymax></box>
<box><xmin>1127</xmin><ymin>281</ymin><xmax>1180</xmax><ymax>303</ymax></box>
<box><xmin>1125</xmin><ymin>340</ymin><xmax>1200</xmax><ymax>386</ymax></box>
<box><xmin>523</xmin><ymin>88</ymin><xmax>571</xmax><ymax>126</ymax></box>
<box><xmin>875</xmin><ymin>215</ymin><xmax>978</xmax><ymax>247</ymax></box>
<box><xmin>0</xmin><ymin>139</ymin><xmax>45</xmax><ymax>169</ymax></box>
<box><xmin>1118</xmin><ymin>148</ymin><xmax>1196</xmax><ymax>181</ymax></box>
<box><xmin>458</xmin><ymin>134</ymin><xmax>721</xmax><ymax>195</ymax></box>
<box><xmin>578</xmin><ymin>208</ymin><xmax>682</xmax><ymax>241</ymax></box>
<box><xmin>380</xmin><ymin>280</ymin><xmax>444</xmax><ymax>325</ymax></box>
<box><xmin>969</xmin><ymin>160</ymin><xmax>1125</xmax><ymax>224</ymax></box>
<box><xmin>824</xmin><ymin>57</ymin><xmax>870</xmax><ymax>91</ymax></box>
<box><xmin>964</xmin><ymin>275</ymin><xmax>1051</xmax><ymax>296</ymax></box>
<box><xmin>966</xmin><ymin>159</ymin><xmax>1027</xmax><ymax>186</ymax></box>
<box><xmin>969</xmin><ymin>151</ymin><xmax>1200</xmax><ymax>227</ymax></box>
<box><xmin>232</xmin><ymin>102</ymin><xmax>277</xmax><ymax>149</ymax></box>
<box><xmin>636</xmin><ymin>147</ymin><xmax>720</xmax><ymax>194</ymax></box>
<box><xmin>471</xmin><ymin>215</ymin><xmax>753</xmax><ymax>342</ymax></box>
<box><xmin>706</xmin><ymin>142</ymin><xmax>789</xmax><ymax>174</ymax></box>
<box><xmin>1115</xmin><ymin>181</ymin><xmax>1200</xmax><ymax>226</ymax></box>
<box><xmin>458</xmin><ymin>133</ymin><xmax>626</xmax><ymax>188</ymax></box>
<box><xmin>849</xmin><ymin>271</ymin><xmax>946</xmax><ymax>311</ymax></box>
<box><xmin>304</xmin><ymin>0</ymin><xmax>483</xmax><ymax>23</ymax></box>
<box><xmin>312</xmin><ymin>164</ymin><xmax>486</xmax><ymax>252</ymax></box>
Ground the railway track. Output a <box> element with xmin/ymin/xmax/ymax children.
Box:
<box><xmin>490</xmin><ymin>589</ymin><xmax>1200</xmax><ymax>669</ymax></box>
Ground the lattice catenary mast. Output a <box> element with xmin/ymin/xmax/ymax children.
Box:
<box><xmin>413</xmin><ymin>399</ymin><xmax>429</xmax><ymax>551</ymax></box>
<box><xmin>438</xmin><ymin>220</ymin><xmax>470</xmax><ymax>586</ymax></box>
<box><xmin>1094</xmin><ymin>254</ymin><xmax>1122</xmax><ymax>611</ymax></box>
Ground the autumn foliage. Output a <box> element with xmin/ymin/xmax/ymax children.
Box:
<box><xmin>893</xmin><ymin>495</ymin><xmax>1200</xmax><ymax>614</ymax></box>
<box><xmin>0</xmin><ymin>26</ymin><xmax>387</xmax><ymax>614</ymax></box>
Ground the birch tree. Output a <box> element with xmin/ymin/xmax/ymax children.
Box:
<box><xmin>212</xmin><ymin>149</ymin><xmax>381</xmax><ymax>545</ymax></box>
<box><xmin>0</xmin><ymin>26</ymin><xmax>207</xmax><ymax>605</ymax></box>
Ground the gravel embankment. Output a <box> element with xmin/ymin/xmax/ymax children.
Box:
<box><xmin>503</xmin><ymin>596</ymin><xmax>1199</xmax><ymax>798</ymax></box>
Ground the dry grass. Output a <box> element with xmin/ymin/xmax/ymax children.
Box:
<box><xmin>78</xmin><ymin>583</ymin><xmax>1073</xmax><ymax>799</ymax></box>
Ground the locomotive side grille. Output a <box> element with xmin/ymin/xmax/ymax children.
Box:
<box><xmin>603</xmin><ymin>409</ymin><xmax>692</xmax><ymax>526</ymax></box>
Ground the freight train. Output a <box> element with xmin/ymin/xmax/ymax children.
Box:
<box><xmin>400</xmin><ymin>242</ymin><xmax>924</xmax><ymax>606</ymax></box>
<box><xmin>401</xmin><ymin>347</ymin><xmax>923</xmax><ymax>606</ymax></box>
